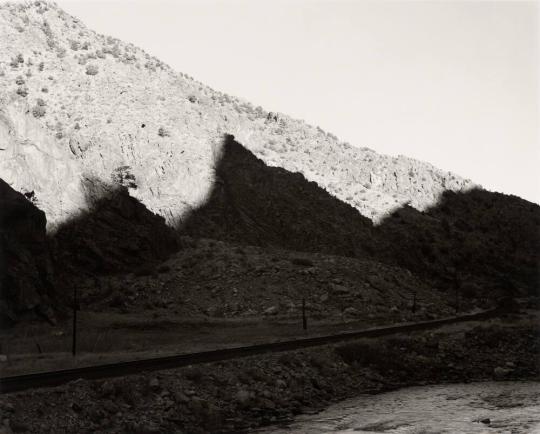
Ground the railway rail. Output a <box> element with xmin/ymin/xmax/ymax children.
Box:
<box><xmin>0</xmin><ymin>307</ymin><xmax>503</xmax><ymax>394</ymax></box>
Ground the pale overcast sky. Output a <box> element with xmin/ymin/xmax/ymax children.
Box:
<box><xmin>59</xmin><ymin>0</ymin><xmax>539</xmax><ymax>204</ymax></box>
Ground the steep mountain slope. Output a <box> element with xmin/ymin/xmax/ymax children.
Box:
<box><xmin>0</xmin><ymin>1</ymin><xmax>474</xmax><ymax>230</ymax></box>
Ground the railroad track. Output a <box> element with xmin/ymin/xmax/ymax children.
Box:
<box><xmin>0</xmin><ymin>308</ymin><xmax>503</xmax><ymax>394</ymax></box>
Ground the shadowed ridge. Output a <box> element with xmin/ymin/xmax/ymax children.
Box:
<box><xmin>182</xmin><ymin>135</ymin><xmax>540</xmax><ymax>298</ymax></box>
<box><xmin>182</xmin><ymin>134</ymin><xmax>376</xmax><ymax>257</ymax></box>
<box><xmin>0</xmin><ymin>176</ymin><xmax>180</xmax><ymax>322</ymax></box>
<box><xmin>51</xmin><ymin>178</ymin><xmax>179</xmax><ymax>281</ymax></box>
<box><xmin>0</xmin><ymin>179</ymin><xmax>55</xmax><ymax>324</ymax></box>
<box><xmin>376</xmin><ymin>188</ymin><xmax>540</xmax><ymax>296</ymax></box>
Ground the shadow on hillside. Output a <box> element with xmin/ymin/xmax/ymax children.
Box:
<box><xmin>2</xmin><ymin>134</ymin><xmax>539</xmax><ymax>323</ymax></box>
<box><xmin>180</xmin><ymin>135</ymin><xmax>540</xmax><ymax>298</ymax></box>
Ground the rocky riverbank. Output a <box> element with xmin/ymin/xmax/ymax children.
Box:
<box><xmin>0</xmin><ymin>313</ymin><xmax>538</xmax><ymax>433</ymax></box>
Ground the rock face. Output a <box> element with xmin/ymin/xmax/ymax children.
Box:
<box><xmin>0</xmin><ymin>1</ymin><xmax>474</xmax><ymax>231</ymax></box>
<box><xmin>0</xmin><ymin>178</ymin><xmax>54</xmax><ymax>323</ymax></box>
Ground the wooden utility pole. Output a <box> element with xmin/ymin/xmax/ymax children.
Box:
<box><xmin>72</xmin><ymin>287</ymin><xmax>78</xmax><ymax>357</ymax></box>
<box><xmin>302</xmin><ymin>298</ymin><xmax>307</xmax><ymax>331</ymax></box>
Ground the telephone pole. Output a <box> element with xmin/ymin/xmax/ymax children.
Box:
<box><xmin>72</xmin><ymin>287</ymin><xmax>78</xmax><ymax>357</ymax></box>
<box><xmin>302</xmin><ymin>298</ymin><xmax>307</xmax><ymax>331</ymax></box>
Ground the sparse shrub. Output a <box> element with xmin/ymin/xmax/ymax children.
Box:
<box><xmin>10</xmin><ymin>54</ymin><xmax>23</xmax><ymax>68</ymax></box>
<box><xmin>85</xmin><ymin>64</ymin><xmax>99</xmax><ymax>75</ymax></box>
<box><xmin>56</xmin><ymin>47</ymin><xmax>66</xmax><ymax>58</ymax></box>
<box><xmin>188</xmin><ymin>95</ymin><xmax>197</xmax><ymax>103</ymax></box>
<box><xmin>111</xmin><ymin>165</ymin><xmax>137</xmax><ymax>189</ymax></box>
<box><xmin>41</xmin><ymin>21</ymin><xmax>53</xmax><ymax>39</ymax></box>
<box><xmin>16</xmin><ymin>85</ymin><xmax>28</xmax><ymax>97</ymax></box>
<box><xmin>36</xmin><ymin>98</ymin><xmax>46</xmax><ymax>106</ymax></box>
<box><xmin>157</xmin><ymin>127</ymin><xmax>170</xmax><ymax>137</ymax></box>
<box><xmin>32</xmin><ymin>105</ymin><xmax>46</xmax><ymax>118</ymax></box>
<box><xmin>15</xmin><ymin>75</ymin><xmax>25</xmax><ymax>85</ymax></box>
<box><xmin>41</xmin><ymin>87</ymin><xmax>48</xmax><ymax>93</ymax></box>
<box><xmin>70</xmin><ymin>40</ymin><xmax>80</xmax><ymax>51</ymax></box>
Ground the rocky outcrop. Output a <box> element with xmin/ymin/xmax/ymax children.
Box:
<box><xmin>0</xmin><ymin>178</ymin><xmax>54</xmax><ymax>323</ymax></box>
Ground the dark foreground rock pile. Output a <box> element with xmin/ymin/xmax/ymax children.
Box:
<box><xmin>1</xmin><ymin>318</ymin><xmax>538</xmax><ymax>433</ymax></box>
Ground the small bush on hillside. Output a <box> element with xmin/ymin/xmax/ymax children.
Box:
<box><xmin>10</xmin><ymin>54</ymin><xmax>24</xmax><ymax>68</ymax></box>
<box><xmin>15</xmin><ymin>75</ymin><xmax>25</xmax><ymax>85</ymax></box>
<box><xmin>158</xmin><ymin>127</ymin><xmax>170</xmax><ymax>137</ymax></box>
<box><xmin>16</xmin><ymin>85</ymin><xmax>28</xmax><ymax>97</ymax></box>
<box><xmin>32</xmin><ymin>105</ymin><xmax>46</xmax><ymax>118</ymax></box>
<box><xmin>38</xmin><ymin>62</ymin><xmax>44</xmax><ymax>71</ymax></box>
<box><xmin>70</xmin><ymin>40</ymin><xmax>80</xmax><ymax>51</ymax></box>
<box><xmin>36</xmin><ymin>98</ymin><xmax>46</xmax><ymax>107</ymax></box>
<box><xmin>112</xmin><ymin>165</ymin><xmax>137</xmax><ymax>189</ymax></box>
<box><xmin>41</xmin><ymin>87</ymin><xmax>48</xmax><ymax>93</ymax></box>
<box><xmin>85</xmin><ymin>64</ymin><xmax>99</xmax><ymax>75</ymax></box>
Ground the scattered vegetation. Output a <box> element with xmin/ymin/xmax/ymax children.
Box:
<box><xmin>85</xmin><ymin>64</ymin><xmax>98</xmax><ymax>75</ymax></box>
<box><xmin>111</xmin><ymin>165</ymin><xmax>137</xmax><ymax>189</ymax></box>
<box><xmin>157</xmin><ymin>127</ymin><xmax>170</xmax><ymax>137</ymax></box>
<box><xmin>16</xmin><ymin>85</ymin><xmax>28</xmax><ymax>97</ymax></box>
<box><xmin>32</xmin><ymin>102</ymin><xmax>46</xmax><ymax>118</ymax></box>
